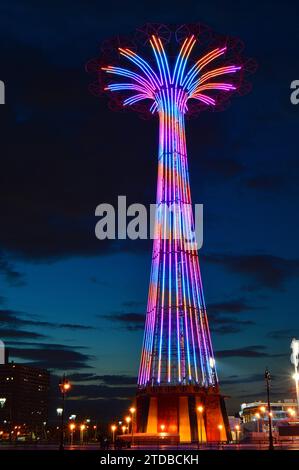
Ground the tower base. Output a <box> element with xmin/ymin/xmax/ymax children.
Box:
<box><xmin>136</xmin><ymin>385</ymin><xmax>230</xmax><ymax>443</ymax></box>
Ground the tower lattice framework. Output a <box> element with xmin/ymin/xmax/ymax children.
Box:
<box><xmin>88</xmin><ymin>23</ymin><xmax>255</xmax><ymax>442</ymax></box>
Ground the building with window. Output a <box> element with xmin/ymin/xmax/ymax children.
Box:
<box><xmin>239</xmin><ymin>400</ymin><xmax>298</xmax><ymax>432</ymax></box>
<box><xmin>0</xmin><ymin>361</ymin><xmax>50</xmax><ymax>434</ymax></box>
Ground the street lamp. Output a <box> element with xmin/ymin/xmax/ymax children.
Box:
<box><xmin>58</xmin><ymin>375</ymin><xmax>71</xmax><ymax>451</ymax></box>
<box><xmin>111</xmin><ymin>424</ymin><xmax>117</xmax><ymax>445</ymax></box>
<box><xmin>197</xmin><ymin>405</ymin><xmax>204</xmax><ymax>448</ymax></box>
<box><xmin>264</xmin><ymin>368</ymin><xmax>274</xmax><ymax>451</ymax></box>
<box><xmin>255</xmin><ymin>412</ymin><xmax>261</xmax><ymax>433</ymax></box>
<box><xmin>129</xmin><ymin>407</ymin><xmax>136</xmax><ymax>446</ymax></box>
<box><xmin>93</xmin><ymin>425</ymin><xmax>97</xmax><ymax>441</ymax></box>
<box><xmin>125</xmin><ymin>415</ymin><xmax>131</xmax><ymax>433</ymax></box>
<box><xmin>235</xmin><ymin>424</ymin><xmax>240</xmax><ymax>443</ymax></box>
<box><xmin>69</xmin><ymin>423</ymin><xmax>75</xmax><ymax>445</ymax></box>
<box><xmin>122</xmin><ymin>425</ymin><xmax>126</xmax><ymax>434</ymax></box>
<box><xmin>287</xmin><ymin>407</ymin><xmax>296</xmax><ymax>418</ymax></box>
<box><xmin>80</xmin><ymin>424</ymin><xmax>85</xmax><ymax>445</ymax></box>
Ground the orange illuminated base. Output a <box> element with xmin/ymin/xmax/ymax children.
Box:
<box><xmin>135</xmin><ymin>385</ymin><xmax>230</xmax><ymax>443</ymax></box>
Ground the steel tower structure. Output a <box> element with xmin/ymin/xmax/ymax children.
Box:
<box><xmin>88</xmin><ymin>23</ymin><xmax>255</xmax><ymax>442</ymax></box>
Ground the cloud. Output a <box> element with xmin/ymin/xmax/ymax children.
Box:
<box><xmin>66</xmin><ymin>383</ymin><xmax>135</xmax><ymax>400</ymax></box>
<box><xmin>67</xmin><ymin>373</ymin><xmax>137</xmax><ymax>385</ymax></box>
<box><xmin>201</xmin><ymin>157</ymin><xmax>244</xmax><ymax>178</ymax></box>
<box><xmin>122</xmin><ymin>300</ymin><xmax>145</xmax><ymax>309</ymax></box>
<box><xmin>209</xmin><ymin>313</ymin><xmax>255</xmax><ymax>335</ymax></box>
<box><xmin>207</xmin><ymin>299</ymin><xmax>256</xmax><ymax>335</ymax></box>
<box><xmin>9</xmin><ymin>344</ymin><xmax>93</xmax><ymax>370</ymax></box>
<box><xmin>0</xmin><ymin>308</ymin><xmax>94</xmax><ymax>331</ymax></box>
<box><xmin>267</xmin><ymin>329</ymin><xmax>297</xmax><ymax>340</ymax></box>
<box><xmin>0</xmin><ymin>253</ymin><xmax>25</xmax><ymax>286</ymax></box>
<box><xmin>97</xmin><ymin>375</ymin><xmax>137</xmax><ymax>385</ymax></box>
<box><xmin>0</xmin><ymin>329</ymin><xmax>46</xmax><ymax>340</ymax></box>
<box><xmin>215</xmin><ymin>345</ymin><xmax>285</xmax><ymax>358</ymax></box>
<box><xmin>246</xmin><ymin>175</ymin><xmax>282</xmax><ymax>191</ymax></box>
<box><xmin>221</xmin><ymin>373</ymin><xmax>262</xmax><ymax>385</ymax></box>
<box><xmin>203</xmin><ymin>253</ymin><xmax>299</xmax><ymax>290</ymax></box>
<box><xmin>208</xmin><ymin>298</ymin><xmax>257</xmax><ymax>315</ymax></box>
<box><xmin>101</xmin><ymin>312</ymin><xmax>145</xmax><ymax>331</ymax></box>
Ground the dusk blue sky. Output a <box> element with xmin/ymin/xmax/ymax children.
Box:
<box><xmin>0</xmin><ymin>0</ymin><xmax>298</xmax><ymax>419</ymax></box>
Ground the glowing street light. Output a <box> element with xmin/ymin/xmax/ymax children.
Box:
<box><xmin>197</xmin><ymin>405</ymin><xmax>204</xmax><ymax>447</ymax></box>
<box><xmin>129</xmin><ymin>407</ymin><xmax>136</xmax><ymax>446</ymax></box>
<box><xmin>121</xmin><ymin>425</ymin><xmax>126</xmax><ymax>434</ymax></box>
<box><xmin>160</xmin><ymin>424</ymin><xmax>165</xmax><ymax>432</ymax></box>
<box><xmin>235</xmin><ymin>424</ymin><xmax>240</xmax><ymax>443</ymax></box>
<box><xmin>287</xmin><ymin>407</ymin><xmax>296</xmax><ymax>417</ymax></box>
<box><xmin>260</xmin><ymin>406</ymin><xmax>266</xmax><ymax>413</ymax></box>
<box><xmin>80</xmin><ymin>424</ymin><xmax>86</xmax><ymax>444</ymax></box>
<box><xmin>93</xmin><ymin>425</ymin><xmax>97</xmax><ymax>441</ymax></box>
<box><xmin>111</xmin><ymin>424</ymin><xmax>117</xmax><ymax>444</ymax></box>
<box><xmin>56</xmin><ymin>408</ymin><xmax>63</xmax><ymax>416</ymax></box>
<box><xmin>69</xmin><ymin>423</ymin><xmax>75</xmax><ymax>445</ymax></box>
<box><xmin>125</xmin><ymin>416</ymin><xmax>131</xmax><ymax>425</ymax></box>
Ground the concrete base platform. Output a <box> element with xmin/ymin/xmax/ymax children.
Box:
<box><xmin>135</xmin><ymin>385</ymin><xmax>230</xmax><ymax>443</ymax></box>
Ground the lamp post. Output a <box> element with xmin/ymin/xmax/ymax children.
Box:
<box><xmin>69</xmin><ymin>423</ymin><xmax>75</xmax><ymax>445</ymax></box>
<box><xmin>291</xmin><ymin>338</ymin><xmax>299</xmax><ymax>416</ymax></box>
<box><xmin>264</xmin><ymin>368</ymin><xmax>274</xmax><ymax>451</ymax></box>
<box><xmin>93</xmin><ymin>425</ymin><xmax>97</xmax><ymax>441</ymax></box>
<box><xmin>111</xmin><ymin>425</ymin><xmax>116</xmax><ymax>446</ymax></box>
<box><xmin>80</xmin><ymin>424</ymin><xmax>85</xmax><ymax>445</ymax></box>
<box><xmin>255</xmin><ymin>412</ymin><xmax>261</xmax><ymax>433</ymax></box>
<box><xmin>197</xmin><ymin>405</ymin><xmax>204</xmax><ymax>448</ymax></box>
<box><xmin>58</xmin><ymin>375</ymin><xmax>71</xmax><ymax>451</ymax></box>
<box><xmin>125</xmin><ymin>416</ymin><xmax>131</xmax><ymax>434</ymax></box>
<box><xmin>259</xmin><ymin>406</ymin><xmax>266</xmax><ymax>433</ymax></box>
<box><xmin>235</xmin><ymin>425</ymin><xmax>240</xmax><ymax>443</ymax></box>
<box><xmin>129</xmin><ymin>407</ymin><xmax>136</xmax><ymax>446</ymax></box>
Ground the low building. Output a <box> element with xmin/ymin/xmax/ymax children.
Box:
<box><xmin>239</xmin><ymin>399</ymin><xmax>298</xmax><ymax>433</ymax></box>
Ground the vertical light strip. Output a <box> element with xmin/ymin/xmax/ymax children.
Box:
<box><xmin>178</xmin><ymin>115</ymin><xmax>198</xmax><ymax>383</ymax></box>
<box><xmin>175</xmin><ymin>118</ymin><xmax>192</xmax><ymax>381</ymax></box>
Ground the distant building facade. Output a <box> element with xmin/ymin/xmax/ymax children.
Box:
<box><xmin>240</xmin><ymin>399</ymin><xmax>298</xmax><ymax>432</ymax></box>
<box><xmin>0</xmin><ymin>362</ymin><xmax>50</xmax><ymax>429</ymax></box>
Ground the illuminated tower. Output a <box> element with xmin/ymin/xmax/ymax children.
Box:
<box><xmin>88</xmin><ymin>23</ymin><xmax>254</xmax><ymax>442</ymax></box>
